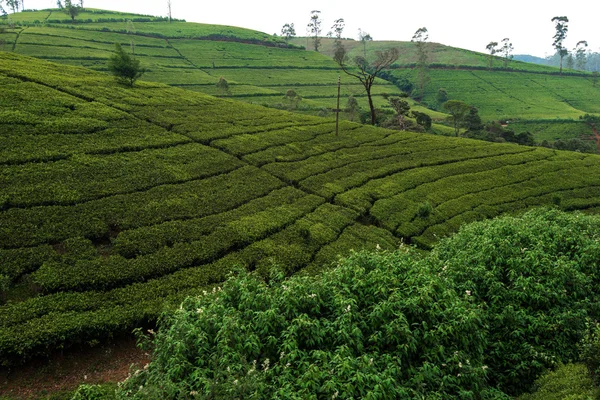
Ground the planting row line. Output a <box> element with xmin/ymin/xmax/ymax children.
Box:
<box><xmin>415</xmin><ymin>184</ymin><xmax>600</xmax><ymax>249</ymax></box>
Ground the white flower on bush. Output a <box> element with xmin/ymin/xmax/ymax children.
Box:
<box><xmin>465</xmin><ymin>290</ymin><xmax>471</xmax><ymax>296</ymax></box>
<box><xmin>345</xmin><ymin>305</ymin><xmax>351</xmax><ymax>313</ymax></box>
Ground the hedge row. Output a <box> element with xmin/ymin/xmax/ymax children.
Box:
<box><xmin>113</xmin><ymin>187</ymin><xmax>321</xmax><ymax>257</ymax></box>
<box><xmin>336</xmin><ymin>149</ymin><xmax>551</xmax><ymax>214</ymax></box>
<box><xmin>297</xmin><ymin>142</ymin><xmax>531</xmax><ymax>199</ymax></box>
<box><xmin>1</xmin><ymin>143</ymin><xmax>241</xmax><ymax>208</ymax></box>
<box><xmin>0</xmin><ymin>166</ymin><xmax>285</xmax><ymax>248</ymax></box>
<box><xmin>0</xmin><ymin>126</ymin><xmax>191</xmax><ymax>165</ymax></box>
<box><xmin>243</xmin><ymin>126</ymin><xmax>406</xmax><ymax>166</ymax></box>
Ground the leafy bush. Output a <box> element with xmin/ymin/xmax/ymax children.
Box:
<box><xmin>579</xmin><ymin>322</ymin><xmax>600</xmax><ymax>385</ymax></box>
<box><xmin>432</xmin><ymin>208</ymin><xmax>600</xmax><ymax>394</ymax></box>
<box><xmin>119</xmin><ymin>251</ymin><xmax>491</xmax><ymax>399</ymax></box>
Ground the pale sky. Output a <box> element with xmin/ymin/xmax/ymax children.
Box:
<box><xmin>19</xmin><ymin>0</ymin><xmax>599</xmax><ymax>57</ymax></box>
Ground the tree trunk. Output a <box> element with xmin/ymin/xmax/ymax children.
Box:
<box><xmin>366</xmin><ymin>85</ymin><xmax>376</xmax><ymax>125</ymax></box>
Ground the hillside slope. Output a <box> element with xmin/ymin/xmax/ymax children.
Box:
<box><xmin>2</xmin><ymin>52</ymin><xmax>600</xmax><ymax>364</ymax></box>
<box><xmin>0</xmin><ymin>9</ymin><xmax>404</xmax><ymax>114</ymax></box>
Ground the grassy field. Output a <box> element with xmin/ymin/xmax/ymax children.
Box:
<box><xmin>2</xmin><ymin>52</ymin><xmax>600</xmax><ymax>365</ymax></box>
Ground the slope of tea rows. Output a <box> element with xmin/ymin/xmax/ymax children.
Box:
<box><xmin>1</xmin><ymin>52</ymin><xmax>600</xmax><ymax>364</ymax></box>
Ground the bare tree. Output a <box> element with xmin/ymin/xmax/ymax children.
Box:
<box><xmin>335</xmin><ymin>45</ymin><xmax>400</xmax><ymax>125</ymax></box>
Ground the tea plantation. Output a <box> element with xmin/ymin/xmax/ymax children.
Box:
<box><xmin>2</xmin><ymin>51</ymin><xmax>600</xmax><ymax>368</ymax></box>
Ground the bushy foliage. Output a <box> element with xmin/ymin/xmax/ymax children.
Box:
<box><xmin>431</xmin><ymin>208</ymin><xmax>600</xmax><ymax>394</ymax></box>
<box><xmin>107</xmin><ymin>42</ymin><xmax>145</xmax><ymax>87</ymax></box>
<box><xmin>518</xmin><ymin>363</ymin><xmax>600</xmax><ymax>400</ymax></box>
<box><xmin>579</xmin><ymin>322</ymin><xmax>600</xmax><ymax>385</ymax></box>
<box><xmin>119</xmin><ymin>251</ymin><xmax>491</xmax><ymax>399</ymax></box>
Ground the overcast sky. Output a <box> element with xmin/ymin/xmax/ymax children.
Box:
<box><xmin>21</xmin><ymin>0</ymin><xmax>599</xmax><ymax>57</ymax></box>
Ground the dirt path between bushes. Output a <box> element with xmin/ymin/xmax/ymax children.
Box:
<box><xmin>0</xmin><ymin>337</ymin><xmax>149</xmax><ymax>399</ymax></box>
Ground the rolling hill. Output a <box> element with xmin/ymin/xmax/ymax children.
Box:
<box><xmin>2</xmin><ymin>51</ymin><xmax>600</xmax><ymax>365</ymax></box>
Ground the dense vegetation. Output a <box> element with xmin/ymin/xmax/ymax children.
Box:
<box><xmin>103</xmin><ymin>208</ymin><xmax>600</xmax><ymax>398</ymax></box>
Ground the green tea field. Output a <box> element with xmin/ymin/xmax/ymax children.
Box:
<box><xmin>2</xmin><ymin>52</ymin><xmax>600</xmax><ymax>366</ymax></box>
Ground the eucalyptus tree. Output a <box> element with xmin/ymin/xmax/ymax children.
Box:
<box><xmin>551</xmin><ymin>16</ymin><xmax>569</xmax><ymax>75</ymax></box>
<box><xmin>485</xmin><ymin>41</ymin><xmax>498</xmax><ymax>70</ymax></box>
<box><xmin>412</xmin><ymin>27</ymin><xmax>430</xmax><ymax>100</ymax></box>
<box><xmin>500</xmin><ymin>38</ymin><xmax>513</xmax><ymax>67</ymax></box>
<box><xmin>307</xmin><ymin>10</ymin><xmax>322</xmax><ymax>52</ymax></box>
<box><xmin>280</xmin><ymin>23</ymin><xmax>295</xmax><ymax>44</ymax></box>
<box><xmin>335</xmin><ymin>45</ymin><xmax>400</xmax><ymax>125</ymax></box>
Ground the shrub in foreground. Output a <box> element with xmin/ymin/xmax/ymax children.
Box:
<box><xmin>119</xmin><ymin>251</ymin><xmax>491</xmax><ymax>399</ymax></box>
<box><xmin>431</xmin><ymin>208</ymin><xmax>600</xmax><ymax>394</ymax></box>
<box><xmin>113</xmin><ymin>208</ymin><xmax>600</xmax><ymax>398</ymax></box>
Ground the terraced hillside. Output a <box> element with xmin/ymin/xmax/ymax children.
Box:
<box><xmin>2</xmin><ymin>52</ymin><xmax>600</xmax><ymax>364</ymax></box>
<box><xmin>0</xmin><ymin>9</ymin><xmax>405</xmax><ymax>114</ymax></box>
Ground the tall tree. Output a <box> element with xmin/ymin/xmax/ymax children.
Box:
<box><xmin>485</xmin><ymin>41</ymin><xmax>498</xmax><ymax>70</ymax></box>
<box><xmin>411</xmin><ymin>27</ymin><xmax>430</xmax><ymax>101</ymax></box>
<box><xmin>335</xmin><ymin>44</ymin><xmax>399</xmax><ymax>125</ymax></box>
<box><xmin>551</xmin><ymin>16</ymin><xmax>569</xmax><ymax>75</ymax></box>
<box><xmin>358</xmin><ymin>28</ymin><xmax>372</xmax><ymax>58</ymax></box>
<box><xmin>331</xmin><ymin>18</ymin><xmax>345</xmax><ymax>58</ymax></box>
<box><xmin>443</xmin><ymin>100</ymin><xmax>471</xmax><ymax>136</ymax></box>
<box><xmin>500</xmin><ymin>38</ymin><xmax>513</xmax><ymax>68</ymax></box>
<box><xmin>307</xmin><ymin>10</ymin><xmax>322</xmax><ymax>52</ymax></box>
<box><xmin>280</xmin><ymin>23</ymin><xmax>295</xmax><ymax>44</ymax></box>
<box><xmin>575</xmin><ymin>40</ymin><xmax>588</xmax><ymax>70</ymax></box>
<box><xmin>167</xmin><ymin>0</ymin><xmax>172</xmax><ymax>23</ymax></box>
<box><xmin>0</xmin><ymin>0</ymin><xmax>20</xmax><ymax>14</ymax></box>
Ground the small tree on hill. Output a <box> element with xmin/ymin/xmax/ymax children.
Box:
<box><xmin>58</xmin><ymin>0</ymin><xmax>81</xmax><ymax>23</ymax></box>
<box><xmin>345</xmin><ymin>95</ymin><xmax>360</xmax><ymax>121</ymax></box>
<box><xmin>358</xmin><ymin>28</ymin><xmax>372</xmax><ymax>58</ymax></box>
<box><xmin>335</xmin><ymin>44</ymin><xmax>400</xmax><ymax>125</ymax></box>
<box><xmin>443</xmin><ymin>100</ymin><xmax>471</xmax><ymax>136</ymax></box>
<box><xmin>307</xmin><ymin>10</ymin><xmax>322</xmax><ymax>52</ymax></box>
<box><xmin>486</xmin><ymin>41</ymin><xmax>498</xmax><ymax>70</ymax></box>
<box><xmin>551</xmin><ymin>16</ymin><xmax>569</xmax><ymax>75</ymax></box>
<box><xmin>575</xmin><ymin>40</ymin><xmax>588</xmax><ymax>70</ymax></box>
<box><xmin>108</xmin><ymin>42</ymin><xmax>145</xmax><ymax>87</ymax></box>
<box><xmin>389</xmin><ymin>96</ymin><xmax>411</xmax><ymax>130</ymax></box>
<box><xmin>216</xmin><ymin>76</ymin><xmax>230</xmax><ymax>96</ymax></box>
<box><xmin>280</xmin><ymin>23</ymin><xmax>295</xmax><ymax>44</ymax></box>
